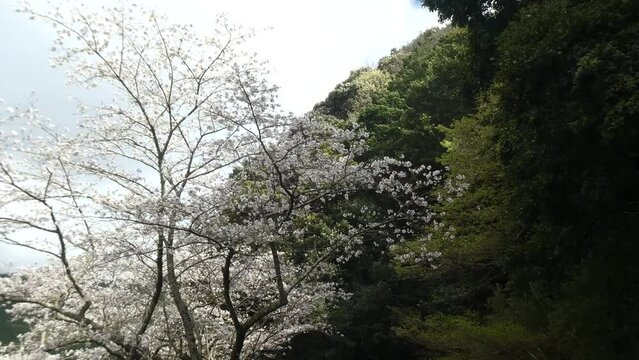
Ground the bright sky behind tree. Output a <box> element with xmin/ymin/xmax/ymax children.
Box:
<box><xmin>0</xmin><ymin>0</ymin><xmax>439</xmax><ymax>272</ymax></box>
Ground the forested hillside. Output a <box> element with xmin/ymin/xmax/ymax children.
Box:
<box><xmin>1</xmin><ymin>0</ymin><xmax>637</xmax><ymax>359</ymax></box>
<box><xmin>307</xmin><ymin>0</ymin><xmax>639</xmax><ymax>359</ymax></box>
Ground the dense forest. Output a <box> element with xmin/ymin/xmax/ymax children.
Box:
<box><xmin>1</xmin><ymin>0</ymin><xmax>638</xmax><ymax>359</ymax></box>
<box><xmin>292</xmin><ymin>0</ymin><xmax>639</xmax><ymax>358</ymax></box>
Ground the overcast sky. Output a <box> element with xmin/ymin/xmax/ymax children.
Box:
<box><xmin>0</xmin><ymin>0</ymin><xmax>440</xmax><ymax>272</ymax></box>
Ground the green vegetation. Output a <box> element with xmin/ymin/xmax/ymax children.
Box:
<box><xmin>0</xmin><ymin>305</ymin><xmax>27</xmax><ymax>346</ymax></box>
<box><xmin>308</xmin><ymin>0</ymin><xmax>639</xmax><ymax>358</ymax></box>
<box><xmin>0</xmin><ymin>274</ymin><xmax>27</xmax><ymax>346</ymax></box>
<box><xmin>2</xmin><ymin>0</ymin><xmax>637</xmax><ymax>358</ymax></box>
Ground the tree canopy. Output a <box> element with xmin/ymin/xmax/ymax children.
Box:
<box><xmin>2</xmin><ymin>0</ymin><xmax>638</xmax><ymax>359</ymax></box>
<box><xmin>0</xmin><ymin>3</ymin><xmax>437</xmax><ymax>359</ymax></box>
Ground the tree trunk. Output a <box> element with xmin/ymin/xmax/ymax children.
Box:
<box><xmin>166</xmin><ymin>246</ymin><xmax>201</xmax><ymax>360</ymax></box>
<box><xmin>230</xmin><ymin>329</ymin><xmax>246</xmax><ymax>360</ymax></box>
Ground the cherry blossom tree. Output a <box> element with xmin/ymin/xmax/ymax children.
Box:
<box><xmin>0</xmin><ymin>3</ymin><xmax>437</xmax><ymax>359</ymax></box>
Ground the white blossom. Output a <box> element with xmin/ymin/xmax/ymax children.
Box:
<box><xmin>0</xmin><ymin>2</ymin><xmax>440</xmax><ymax>359</ymax></box>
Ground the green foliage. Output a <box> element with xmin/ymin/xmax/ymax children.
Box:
<box><xmin>395</xmin><ymin>311</ymin><xmax>550</xmax><ymax>360</ymax></box>
<box><xmin>283</xmin><ymin>1</ymin><xmax>639</xmax><ymax>359</ymax></box>
<box><xmin>393</xmin><ymin>1</ymin><xmax>639</xmax><ymax>359</ymax></box>
<box><xmin>390</xmin><ymin>27</ymin><xmax>475</xmax><ymax>126</ymax></box>
<box><xmin>308</xmin><ymin>26</ymin><xmax>479</xmax><ymax>359</ymax></box>
<box><xmin>361</xmin><ymin>28</ymin><xmax>477</xmax><ymax>164</ymax></box>
<box><xmin>0</xmin><ymin>273</ymin><xmax>28</xmax><ymax>346</ymax></box>
<box><xmin>0</xmin><ymin>305</ymin><xmax>27</xmax><ymax>346</ymax></box>
<box><xmin>316</xmin><ymin>27</ymin><xmax>477</xmax><ymax>166</ymax></box>
<box><xmin>489</xmin><ymin>8</ymin><xmax>639</xmax><ymax>356</ymax></box>
<box><xmin>4</xmin><ymin>0</ymin><xmax>635</xmax><ymax>358</ymax></box>
<box><xmin>313</xmin><ymin>68</ymin><xmax>391</xmax><ymax>120</ymax></box>
<box><xmin>420</xmin><ymin>0</ymin><xmax>528</xmax><ymax>87</ymax></box>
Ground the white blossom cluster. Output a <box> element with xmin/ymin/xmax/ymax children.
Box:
<box><xmin>0</xmin><ymin>2</ymin><xmax>440</xmax><ymax>359</ymax></box>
